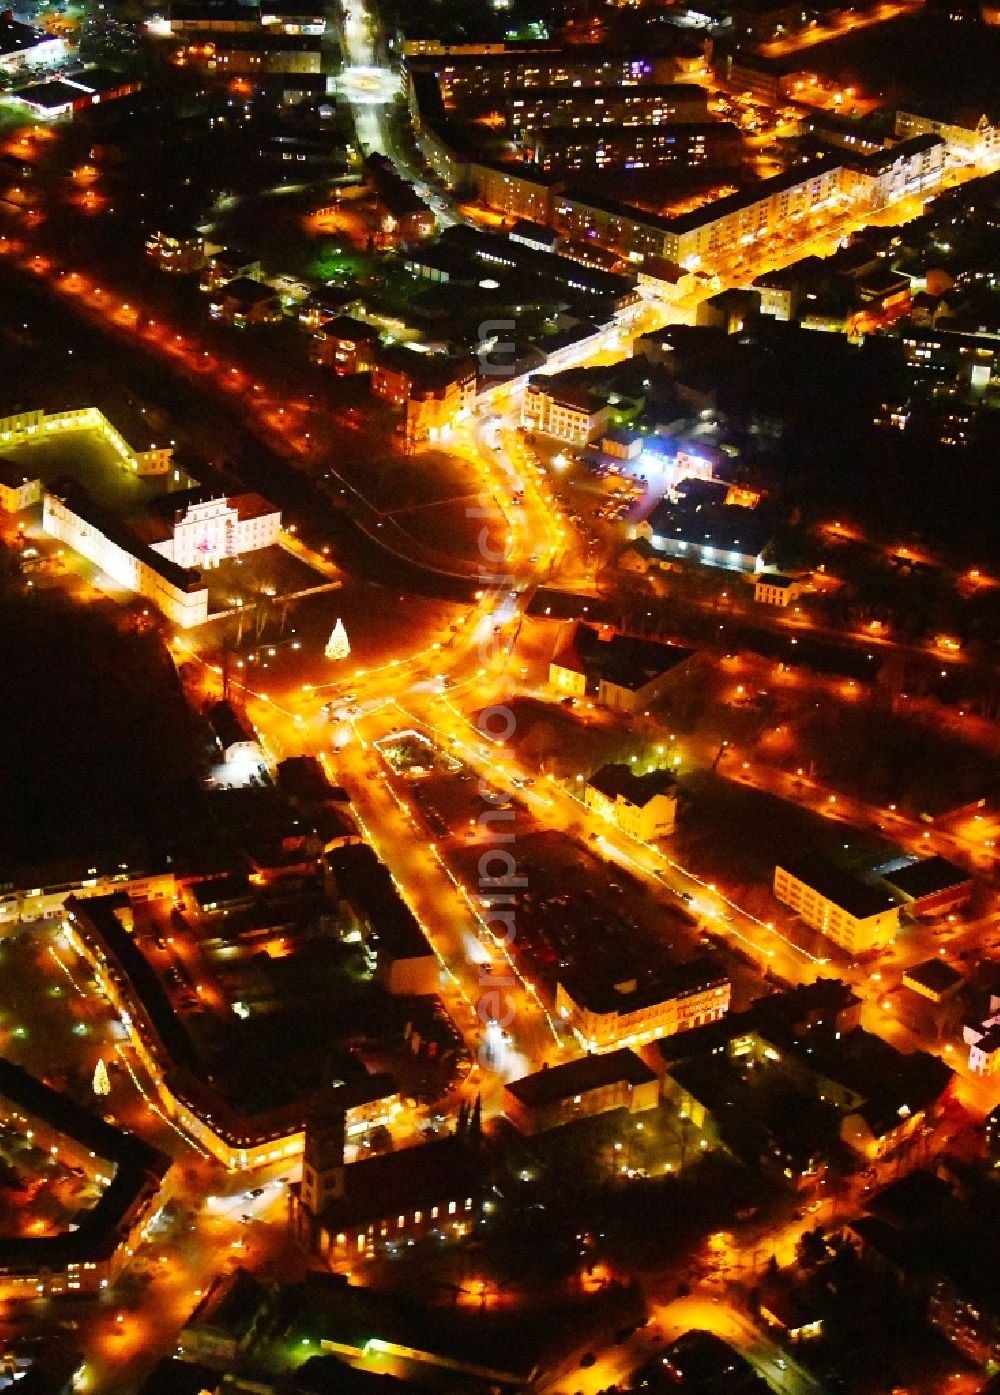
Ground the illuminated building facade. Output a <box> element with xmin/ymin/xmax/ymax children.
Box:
<box><xmin>773</xmin><ymin>854</ymin><xmax>901</xmax><ymax>954</ymax></box>
<box><xmin>556</xmin><ymin>959</ymin><xmax>731</xmax><ymax>1052</ymax></box>
<box><xmin>584</xmin><ymin>763</ymin><xmax>679</xmax><ymax>841</ymax></box>
<box><xmin>149</xmin><ymin>494</ymin><xmax>281</xmax><ymax>569</ymax></box>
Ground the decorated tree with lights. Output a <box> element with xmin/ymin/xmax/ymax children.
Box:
<box><xmin>92</xmin><ymin>1058</ymin><xmax>111</xmax><ymax>1097</ymax></box>
<box><xmin>325</xmin><ymin>618</ymin><xmax>350</xmax><ymax>662</ymax></box>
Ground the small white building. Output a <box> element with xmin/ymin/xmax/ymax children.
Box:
<box><xmin>753</xmin><ymin>572</ymin><xmax>805</xmax><ymax>607</ymax></box>
<box><xmin>964</xmin><ymin>997</ymin><xmax>1000</xmax><ymax>1077</ymax></box>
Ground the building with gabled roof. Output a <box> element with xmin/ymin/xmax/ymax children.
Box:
<box><xmin>549</xmin><ymin>619</ymin><xmax>694</xmax><ymax>714</ymax></box>
<box><xmin>585</xmin><ymin>762</ymin><xmax>678</xmax><ymax>840</ymax></box>
<box><xmin>503</xmin><ymin>1048</ymin><xmax>659</xmax><ymax>1133</ymax></box>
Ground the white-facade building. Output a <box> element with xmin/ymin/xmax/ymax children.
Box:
<box><xmin>150</xmin><ymin>495</ymin><xmax>282</xmax><ymax>569</ymax></box>
<box><xmin>43</xmin><ymin>490</ymin><xmax>209</xmax><ymax>629</ymax></box>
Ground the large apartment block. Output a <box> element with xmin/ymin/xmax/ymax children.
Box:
<box><xmin>774</xmin><ymin>854</ymin><xmax>901</xmax><ymax>954</ymax></box>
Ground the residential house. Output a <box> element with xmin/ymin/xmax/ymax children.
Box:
<box><xmin>585</xmin><ymin>763</ymin><xmax>678</xmax><ymax>840</ymax></box>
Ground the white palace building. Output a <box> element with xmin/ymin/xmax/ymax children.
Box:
<box><xmin>0</xmin><ymin>407</ymin><xmax>281</xmax><ymax>628</ymax></box>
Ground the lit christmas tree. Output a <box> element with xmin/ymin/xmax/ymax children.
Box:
<box><xmin>325</xmin><ymin>618</ymin><xmax>351</xmax><ymax>662</ymax></box>
<box><xmin>92</xmin><ymin>1058</ymin><xmax>111</xmax><ymax>1097</ymax></box>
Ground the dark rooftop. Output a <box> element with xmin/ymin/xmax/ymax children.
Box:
<box><xmin>504</xmin><ymin>1048</ymin><xmax>656</xmax><ymax>1108</ymax></box>
<box><xmin>879</xmin><ymin>855</ymin><xmax>973</xmax><ymax>901</ymax></box>
<box><xmin>560</xmin><ymin>954</ymin><xmax>728</xmax><ymax>1018</ymax></box>
<box><xmin>778</xmin><ymin>852</ymin><xmax>900</xmax><ymax>922</ymax></box>
<box><xmin>318</xmin><ymin>1137</ymin><xmax>482</xmax><ymax>1234</ymax></box>
<box><xmin>902</xmin><ymin>958</ymin><xmax>964</xmax><ymax>996</ymax></box>
<box><xmin>588</xmin><ymin>763</ymin><xmax>678</xmax><ymax>808</ymax></box>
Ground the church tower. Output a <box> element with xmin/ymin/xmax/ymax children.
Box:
<box><xmin>300</xmin><ymin>1096</ymin><xmax>347</xmax><ymax>1217</ymax></box>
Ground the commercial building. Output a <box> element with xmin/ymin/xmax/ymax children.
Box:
<box><xmin>522</xmin><ymin>377</ymin><xmax>609</xmax><ymax>445</ymax></box>
<box><xmin>502</xmin><ymin>1049</ymin><xmax>659</xmax><ymax>1134</ymax></box>
<box><xmin>556</xmin><ymin>957</ymin><xmax>730</xmax><ymax>1052</ymax></box>
<box><xmin>549</xmin><ymin>620</ymin><xmax>694</xmax><ymax>714</ymax></box>
<box><xmin>0</xmin><ymin>13</ymin><xmax>63</xmax><ymax>71</ymax></box>
<box><xmin>62</xmin><ymin>894</ymin><xmax>401</xmax><ymax>1169</ymax></box>
<box><xmin>0</xmin><ymin>1056</ymin><xmax>171</xmax><ymax>1297</ymax></box>
<box><xmin>0</xmin><ymin>405</ymin><xmax>173</xmax><ymax>477</ymax></box>
<box><xmin>585</xmin><ymin>763</ymin><xmax>679</xmax><ymax>841</ymax></box>
<box><xmin>773</xmin><ymin>853</ymin><xmax>901</xmax><ymax>954</ymax></box>
<box><xmin>877</xmin><ymin>855</ymin><xmax>974</xmax><ymax>918</ymax></box>
<box><xmin>10</xmin><ymin>68</ymin><xmax>142</xmax><ymax>118</ymax></box>
<box><xmin>325</xmin><ymin>845</ymin><xmax>439</xmax><ymax>996</ymax></box>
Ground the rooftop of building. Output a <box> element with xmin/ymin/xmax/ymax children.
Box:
<box><xmin>750</xmin><ymin>978</ymin><xmax>861</xmax><ymax>1035</ymax></box>
<box><xmin>902</xmin><ymin>958</ymin><xmax>965</xmax><ymax>996</ymax></box>
<box><xmin>552</xmin><ymin>619</ymin><xmax>694</xmax><ymax>691</ymax></box>
<box><xmin>215</xmin><ymin>276</ymin><xmax>281</xmax><ymax>305</ymax></box>
<box><xmin>373</xmin><ymin>343</ymin><xmax>475</xmax><ymax>392</ymax></box>
<box><xmin>317</xmin><ymin>1136</ymin><xmax>483</xmax><ymax>1233</ymax></box>
<box><xmin>587</xmin><ymin>762</ymin><xmax>678</xmax><ymax>808</ymax></box>
<box><xmin>647</xmin><ymin>498</ymin><xmax>774</xmax><ymax>558</ymax></box>
<box><xmin>232</xmin><ymin>491</ymin><xmax>280</xmax><ymax>521</ymax></box>
<box><xmin>851</xmin><ymin>1171</ymin><xmax>1000</xmax><ymax>1314</ymax></box>
<box><xmin>879</xmin><ymin>854</ymin><xmax>973</xmax><ymax>900</ymax></box>
<box><xmin>10</xmin><ymin>79</ymin><xmax>87</xmax><ymax>109</ymax></box>
<box><xmin>777</xmin><ymin>851</ymin><xmax>900</xmax><ymax>921</ymax></box>
<box><xmin>317</xmin><ymin>314</ymin><xmax>379</xmax><ymax>343</ymax></box>
<box><xmin>0</xmin><ymin>15</ymin><xmax>52</xmax><ymax>55</ymax></box>
<box><xmin>505</xmin><ymin>1048</ymin><xmax>656</xmax><ymax>1109</ymax></box>
<box><xmin>560</xmin><ymin>954</ymin><xmax>728</xmax><ymax>1018</ymax></box>
<box><xmin>207</xmin><ymin>699</ymin><xmax>257</xmax><ymax>750</ymax></box>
